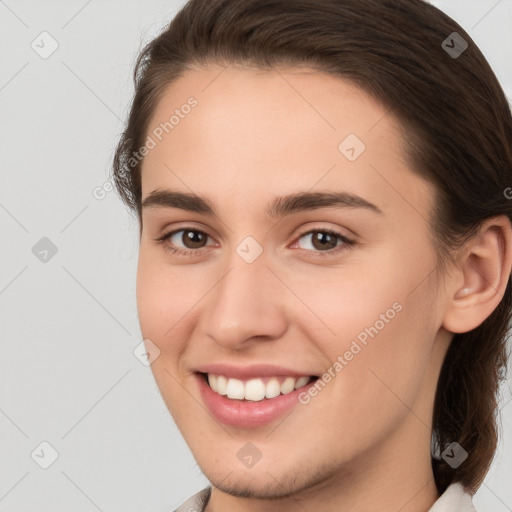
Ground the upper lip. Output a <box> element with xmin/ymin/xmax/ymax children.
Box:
<box><xmin>195</xmin><ymin>363</ymin><xmax>316</xmax><ymax>380</ymax></box>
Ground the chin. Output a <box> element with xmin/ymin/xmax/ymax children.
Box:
<box><xmin>205</xmin><ymin>471</ymin><xmax>302</xmax><ymax>500</ymax></box>
<box><xmin>197</xmin><ymin>452</ymin><xmax>341</xmax><ymax>501</ymax></box>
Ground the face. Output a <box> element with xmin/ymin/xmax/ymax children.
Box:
<box><xmin>137</xmin><ymin>64</ymin><xmax>452</xmax><ymax>499</ymax></box>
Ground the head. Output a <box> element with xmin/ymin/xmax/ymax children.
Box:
<box><xmin>113</xmin><ymin>0</ymin><xmax>512</xmax><ymax>499</ymax></box>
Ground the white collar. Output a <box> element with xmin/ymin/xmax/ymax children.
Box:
<box><xmin>427</xmin><ymin>482</ymin><xmax>477</xmax><ymax>512</ymax></box>
<box><xmin>175</xmin><ymin>482</ymin><xmax>477</xmax><ymax>512</ymax></box>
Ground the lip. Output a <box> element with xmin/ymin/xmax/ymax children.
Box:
<box><xmin>195</xmin><ymin>363</ymin><xmax>316</xmax><ymax>381</ymax></box>
<box><xmin>195</xmin><ymin>372</ymin><xmax>318</xmax><ymax>428</ymax></box>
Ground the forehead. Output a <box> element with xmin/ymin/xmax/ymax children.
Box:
<box><xmin>144</xmin><ymin>63</ymin><xmax>402</xmax><ymax>154</ymax></box>
<box><xmin>140</xmin><ymin>64</ymin><xmax>433</xmax><ymax>220</ymax></box>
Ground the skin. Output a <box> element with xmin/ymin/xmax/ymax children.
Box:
<box><xmin>136</xmin><ymin>64</ymin><xmax>512</xmax><ymax>512</ymax></box>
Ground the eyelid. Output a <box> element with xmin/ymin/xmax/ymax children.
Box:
<box><xmin>293</xmin><ymin>223</ymin><xmax>355</xmax><ymax>242</ymax></box>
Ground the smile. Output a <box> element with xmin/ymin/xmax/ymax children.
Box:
<box><xmin>195</xmin><ymin>366</ymin><xmax>321</xmax><ymax>427</ymax></box>
<box><xmin>206</xmin><ymin>373</ymin><xmax>315</xmax><ymax>401</ymax></box>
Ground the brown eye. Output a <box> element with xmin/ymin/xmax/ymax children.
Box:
<box><xmin>178</xmin><ymin>230</ymin><xmax>208</xmax><ymax>249</ymax></box>
<box><xmin>292</xmin><ymin>228</ymin><xmax>355</xmax><ymax>258</ymax></box>
<box><xmin>310</xmin><ymin>231</ymin><xmax>338</xmax><ymax>251</ymax></box>
<box><xmin>157</xmin><ymin>228</ymin><xmax>213</xmax><ymax>255</ymax></box>
<box><xmin>297</xmin><ymin>230</ymin><xmax>346</xmax><ymax>251</ymax></box>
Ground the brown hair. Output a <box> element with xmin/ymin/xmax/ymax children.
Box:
<box><xmin>112</xmin><ymin>0</ymin><xmax>512</xmax><ymax>495</ymax></box>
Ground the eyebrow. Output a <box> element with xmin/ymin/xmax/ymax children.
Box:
<box><xmin>141</xmin><ymin>189</ymin><xmax>383</xmax><ymax>217</ymax></box>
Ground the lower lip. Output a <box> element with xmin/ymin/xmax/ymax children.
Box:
<box><xmin>196</xmin><ymin>373</ymin><xmax>317</xmax><ymax>428</ymax></box>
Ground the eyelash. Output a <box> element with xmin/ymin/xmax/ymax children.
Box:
<box><xmin>155</xmin><ymin>227</ymin><xmax>355</xmax><ymax>258</ymax></box>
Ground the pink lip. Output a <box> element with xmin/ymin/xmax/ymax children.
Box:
<box><xmin>195</xmin><ymin>363</ymin><xmax>315</xmax><ymax>381</ymax></box>
<box><xmin>195</xmin><ymin>372</ymin><xmax>318</xmax><ymax>428</ymax></box>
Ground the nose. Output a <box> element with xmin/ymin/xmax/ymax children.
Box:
<box><xmin>198</xmin><ymin>253</ymin><xmax>288</xmax><ymax>350</ymax></box>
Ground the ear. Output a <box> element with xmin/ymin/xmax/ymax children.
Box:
<box><xmin>442</xmin><ymin>215</ymin><xmax>512</xmax><ymax>334</ymax></box>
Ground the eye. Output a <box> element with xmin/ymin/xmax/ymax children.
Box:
<box><xmin>156</xmin><ymin>228</ymin><xmax>214</xmax><ymax>256</ymax></box>
<box><xmin>291</xmin><ymin>228</ymin><xmax>355</xmax><ymax>257</ymax></box>
<box><xmin>156</xmin><ymin>226</ymin><xmax>355</xmax><ymax>258</ymax></box>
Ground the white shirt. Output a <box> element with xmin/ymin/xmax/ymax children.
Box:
<box><xmin>173</xmin><ymin>482</ymin><xmax>477</xmax><ymax>512</ymax></box>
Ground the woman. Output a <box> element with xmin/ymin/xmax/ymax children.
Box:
<box><xmin>112</xmin><ymin>0</ymin><xmax>512</xmax><ymax>510</ymax></box>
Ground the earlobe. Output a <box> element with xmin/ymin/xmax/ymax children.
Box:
<box><xmin>442</xmin><ymin>216</ymin><xmax>512</xmax><ymax>334</ymax></box>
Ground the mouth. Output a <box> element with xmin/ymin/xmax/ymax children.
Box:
<box><xmin>199</xmin><ymin>372</ymin><xmax>319</xmax><ymax>402</ymax></box>
<box><xmin>194</xmin><ymin>364</ymin><xmax>322</xmax><ymax>427</ymax></box>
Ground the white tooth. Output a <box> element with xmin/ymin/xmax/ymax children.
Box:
<box><xmin>294</xmin><ymin>376</ymin><xmax>310</xmax><ymax>389</ymax></box>
<box><xmin>280</xmin><ymin>377</ymin><xmax>296</xmax><ymax>395</ymax></box>
<box><xmin>245</xmin><ymin>379</ymin><xmax>266</xmax><ymax>401</ymax></box>
<box><xmin>265</xmin><ymin>378</ymin><xmax>281</xmax><ymax>399</ymax></box>
<box><xmin>210</xmin><ymin>374</ymin><xmax>307</xmax><ymax>399</ymax></box>
<box><xmin>226</xmin><ymin>378</ymin><xmax>245</xmax><ymax>399</ymax></box>
<box><xmin>208</xmin><ymin>374</ymin><xmax>218</xmax><ymax>392</ymax></box>
<box><xmin>216</xmin><ymin>375</ymin><xmax>228</xmax><ymax>395</ymax></box>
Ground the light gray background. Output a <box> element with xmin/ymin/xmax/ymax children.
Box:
<box><xmin>0</xmin><ymin>1</ymin><xmax>511</xmax><ymax>511</ymax></box>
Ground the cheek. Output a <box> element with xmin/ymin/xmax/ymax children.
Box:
<box><xmin>135</xmin><ymin>252</ymin><xmax>200</xmax><ymax>418</ymax></box>
<box><xmin>288</xmin><ymin>255</ymin><xmax>404</xmax><ymax>356</ymax></box>
<box><xmin>320</xmin><ymin>309</ymin><xmax>435</xmax><ymax>453</ymax></box>
<box><xmin>136</xmin><ymin>249</ymin><xmax>199</xmax><ymax>342</ymax></box>
<box><xmin>316</xmin><ymin>242</ymin><xmax>435</xmax><ymax>349</ymax></box>
<box><xmin>294</xmin><ymin>247</ymin><xmax>437</xmax><ymax>418</ymax></box>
